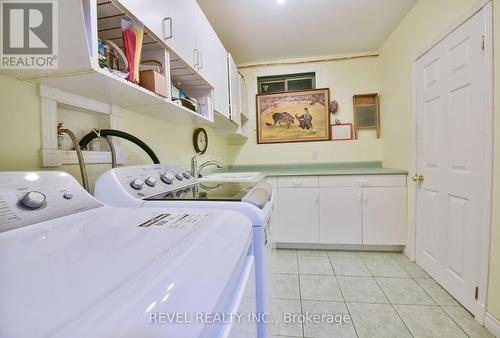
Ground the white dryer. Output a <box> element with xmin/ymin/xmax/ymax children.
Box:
<box><xmin>95</xmin><ymin>164</ymin><xmax>274</xmax><ymax>338</ymax></box>
<box><xmin>0</xmin><ymin>171</ymin><xmax>256</xmax><ymax>338</ymax></box>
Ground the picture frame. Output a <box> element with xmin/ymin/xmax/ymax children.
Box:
<box><xmin>331</xmin><ymin>123</ymin><xmax>353</xmax><ymax>141</ymax></box>
<box><xmin>256</xmin><ymin>88</ymin><xmax>331</xmax><ymax>144</ymax></box>
<box><xmin>353</xmin><ymin>93</ymin><xmax>380</xmax><ymax>139</ymax></box>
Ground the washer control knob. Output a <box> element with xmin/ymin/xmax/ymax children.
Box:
<box><xmin>21</xmin><ymin>191</ymin><xmax>46</xmax><ymax>209</ymax></box>
<box><xmin>145</xmin><ymin>177</ymin><xmax>157</xmax><ymax>187</ymax></box>
<box><xmin>130</xmin><ymin>179</ymin><xmax>144</xmax><ymax>190</ymax></box>
<box><xmin>63</xmin><ymin>192</ymin><xmax>73</xmax><ymax>200</ymax></box>
<box><xmin>175</xmin><ymin>173</ymin><xmax>184</xmax><ymax>181</ymax></box>
<box><xmin>160</xmin><ymin>173</ymin><xmax>175</xmax><ymax>185</ymax></box>
<box><xmin>183</xmin><ymin>171</ymin><xmax>192</xmax><ymax>179</ymax></box>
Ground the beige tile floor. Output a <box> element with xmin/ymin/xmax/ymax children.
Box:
<box><xmin>270</xmin><ymin>249</ymin><xmax>494</xmax><ymax>338</ymax></box>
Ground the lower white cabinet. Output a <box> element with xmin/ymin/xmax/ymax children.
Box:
<box><xmin>276</xmin><ymin>187</ymin><xmax>319</xmax><ymax>243</ymax></box>
<box><xmin>274</xmin><ymin>174</ymin><xmax>407</xmax><ymax>245</ymax></box>
<box><xmin>362</xmin><ymin>187</ymin><xmax>407</xmax><ymax>245</ymax></box>
<box><xmin>319</xmin><ymin>187</ymin><xmax>362</xmax><ymax>244</ymax></box>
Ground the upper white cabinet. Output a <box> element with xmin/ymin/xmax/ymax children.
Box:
<box><xmin>210</xmin><ymin>36</ymin><xmax>230</xmax><ymax>118</ymax></box>
<box><xmin>239</xmin><ymin>74</ymin><xmax>249</xmax><ymax>119</ymax></box>
<box><xmin>228</xmin><ymin>53</ymin><xmax>241</xmax><ymax>125</ymax></box>
<box><xmin>119</xmin><ymin>0</ymin><xmax>197</xmax><ymax>69</ymax></box>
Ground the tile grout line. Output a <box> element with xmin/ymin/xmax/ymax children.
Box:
<box><xmin>391</xmin><ymin>254</ymin><xmax>473</xmax><ymax>337</ymax></box>
<box><xmin>295</xmin><ymin>249</ymin><xmax>306</xmax><ymax>338</ymax></box>
<box><xmin>360</xmin><ymin>250</ymin><xmax>415</xmax><ymax>338</ymax></box>
<box><xmin>327</xmin><ymin>252</ymin><xmax>360</xmax><ymax>338</ymax></box>
<box><xmin>437</xmin><ymin>304</ymin><xmax>474</xmax><ymax>338</ymax></box>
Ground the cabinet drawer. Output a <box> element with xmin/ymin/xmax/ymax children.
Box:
<box><xmin>277</xmin><ymin>176</ymin><xmax>318</xmax><ymax>188</ymax></box>
<box><xmin>319</xmin><ymin>175</ymin><xmax>406</xmax><ymax>187</ymax></box>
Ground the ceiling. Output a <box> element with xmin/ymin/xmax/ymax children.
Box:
<box><xmin>196</xmin><ymin>0</ymin><xmax>416</xmax><ymax>65</ymax></box>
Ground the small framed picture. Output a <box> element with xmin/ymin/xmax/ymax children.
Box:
<box><xmin>353</xmin><ymin>93</ymin><xmax>380</xmax><ymax>139</ymax></box>
<box><xmin>331</xmin><ymin>123</ymin><xmax>353</xmax><ymax>141</ymax></box>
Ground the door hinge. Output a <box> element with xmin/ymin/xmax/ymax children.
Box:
<box><xmin>475</xmin><ymin>286</ymin><xmax>479</xmax><ymax>300</ymax></box>
<box><xmin>481</xmin><ymin>35</ymin><xmax>485</xmax><ymax>50</ymax></box>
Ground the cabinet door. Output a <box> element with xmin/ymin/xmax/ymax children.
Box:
<box><xmin>228</xmin><ymin>53</ymin><xmax>241</xmax><ymax>125</ymax></box>
<box><xmin>277</xmin><ymin>187</ymin><xmax>319</xmax><ymax>243</ymax></box>
<box><xmin>117</xmin><ymin>0</ymin><xmax>169</xmax><ymax>46</ymax></box>
<box><xmin>362</xmin><ymin>187</ymin><xmax>407</xmax><ymax>245</ymax></box>
<box><xmin>319</xmin><ymin>187</ymin><xmax>362</xmax><ymax>244</ymax></box>
<box><xmin>165</xmin><ymin>0</ymin><xmax>197</xmax><ymax>68</ymax></box>
<box><xmin>239</xmin><ymin>74</ymin><xmax>248</xmax><ymax>118</ymax></box>
<box><xmin>201</xmin><ymin>28</ymin><xmax>229</xmax><ymax>118</ymax></box>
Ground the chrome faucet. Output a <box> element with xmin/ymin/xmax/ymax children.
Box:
<box><xmin>191</xmin><ymin>153</ymin><xmax>223</xmax><ymax>178</ymax></box>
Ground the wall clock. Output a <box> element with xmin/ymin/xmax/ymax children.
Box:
<box><xmin>193</xmin><ymin>128</ymin><xmax>208</xmax><ymax>154</ymax></box>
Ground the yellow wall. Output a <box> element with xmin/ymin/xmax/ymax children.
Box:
<box><xmin>378</xmin><ymin>0</ymin><xmax>500</xmax><ymax>320</ymax></box>
<box><xmin>229</xmin><ymin>56</ymin><xmax>382</xmax><ymax>165</ymax></box>
<box><xmin>0</xmin><ymin>74</ymin><xmax>230</xmax><ymax>191</ymax></box>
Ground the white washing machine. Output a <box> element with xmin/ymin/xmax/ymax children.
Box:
<box><xmin>0</xmin><ymin>171</ymin><xmax>256</xmax><ymax>338</ymax></box>
<box><xmin>94</xmin><ymin>164</ymin><xmax>274</xmax><ymax>338</ymax></box>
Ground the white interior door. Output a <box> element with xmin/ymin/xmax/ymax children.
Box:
<box><xmin>415</xmin><ymin>9</ymin><xmax>486</xmax><ymax>313</ymax></box>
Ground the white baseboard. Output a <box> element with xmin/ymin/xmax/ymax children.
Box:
<box><xmin>403</xmin><ymin>245</ymin><xmax>415</xmax><ymax>262</ymax></box>
<box><xmin>485</xmin><ymin>312</ymin><xmax>500</xmax><ymax>337</ymax></box>
<box><xmin>475</xmin><ymin>301</ymin><xmax>486</xmax><ymax>325</ymax></box>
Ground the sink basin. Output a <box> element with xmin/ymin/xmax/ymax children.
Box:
<box><xmin>198</xmin><ymin>172</ymin><xmax>262</xmax><ymax>183</ymax></box>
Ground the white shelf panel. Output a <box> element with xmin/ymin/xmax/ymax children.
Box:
<box><xmin>129</xmin><ymin>102</ymin><xmax>213</xmax><ymax>125</ymax></box>
<box><xmin>39</xmin><ymin>67</ymin><xmax>213</xmax><ymax>125</ymax></box>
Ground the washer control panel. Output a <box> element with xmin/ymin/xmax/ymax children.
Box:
<box><xmin>110</xmin><ymin>164</ymin><xmax>197</xmax><ymax>199</ymax></box>
<box><xmin>0</xmin><ymin>172</ymin><xmax>103</xmax><ymax>233</ymax></box>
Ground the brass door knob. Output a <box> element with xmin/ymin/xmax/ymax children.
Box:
<box><xmin>412</xmin><ymin>174</ymin><xmax>424</xmax><ymax>183</ymax></box>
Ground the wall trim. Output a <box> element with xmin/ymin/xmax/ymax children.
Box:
<box><xmin>484</xmin><ymin>312</ymin><xmax>500</xmax><ymax>337</ymax></box>
<box><xmin>410</xmin><ymin>2</ymin><xmax>493</xmax><ymax>322</ymax></box>
<box><xmin>238</xmin><ymin>52</ymin><xmax>378</xmax><ymax>69</ymax></box>
<box><xmin>39</xmin><ymin>85</ymin><xmax>124</xmax><ymax>167</ymax></box>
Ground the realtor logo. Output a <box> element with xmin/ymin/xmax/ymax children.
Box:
<box><xmin>0</xmin><ymin>0</ymin><xmax>58</xmax><ymax>69</ymax></box>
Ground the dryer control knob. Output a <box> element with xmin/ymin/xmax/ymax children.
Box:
<box><xmin>183</xmin><ymin>171</ymin><xmax>192</xmax><ymax>179</ymax></box>
<box><xmin>161</xmin><ymin>173</ymin><xmax>174</xmax><ymax>185</ymax></box>
<box><xmin>21</xmin><ymin>191</ymin><xmax>46</xmax><ymax>209</ymax></box>
<box><xmin>175</xmin><ymin>173</ymin><xmax>184</xmax><ymax>181</ymax></box>
<box><xmin>130</xmin><ymin>179</ymin><xmax>144</xmax><ymax>190</ymax></box>
<box><xmin>145</xmin><ymin>177</ymin><xmax>157</xmax><ymax>187</ymax></box>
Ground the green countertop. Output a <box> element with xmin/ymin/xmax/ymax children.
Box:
<box><xmin>208</xmin><ymin>162</ymin><xmax>407</xmax><ymax>179</ymax></box>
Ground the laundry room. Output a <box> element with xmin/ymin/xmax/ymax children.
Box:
<box><xmin>1</xmin><ymin>0</ymin><xmax>500</xmax><ymax>337</ymax></box>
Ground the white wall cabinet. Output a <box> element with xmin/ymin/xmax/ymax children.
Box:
<box><xmin>274</xmin><ymin>175</ymin><xmax>407</xmax><ymax>246</ymax></box>
<box><xmin>209</xmin><ymin>36</ymin><xmax>230</xmax><ymax>119</ymax></box>
<box><xmin>228</xmin><ymin>53</ymin><xmax>241</xmax><ymax>126</ymax></box>
<box><xmin>239</xmin><ymin>74</ymin><xmax>249</xmax><ymax>119</ymax></box>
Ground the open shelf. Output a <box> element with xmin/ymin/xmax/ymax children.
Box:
<box><xmin>3</xmin><ymin>0</ymin><xmax>216</xmax><ymax>126</ymax></box>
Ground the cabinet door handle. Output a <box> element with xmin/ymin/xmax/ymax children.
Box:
<box><xmin>363</xmin><ymin>190</ymin><xmax>368</xmax><ymax>203</ymax></box>
<box><xmin>358</xmin><ymin>190</ymin><xmax>362</xmax><ymax>202</ymax></box>
<box><xmin>291</xmin><ymin>181</ymin><xmax>303</xmax><ymax>188</ymax></box>
<box><xmin>198</xmin><ymin>51</ymin><xmax>203</xmax><ymax>70</ymax></box>
<box><xmin>163</xmin><ymin>17</ymin><xmax>172</xmax><ymax>40</ymax></box>
<box><xmin>193</xmin><ymin>49</ymin><xmax>200</xmax><ymax>68</ymax></box>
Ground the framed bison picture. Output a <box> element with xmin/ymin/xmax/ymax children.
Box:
<box><xmin>256</xmin><ymin>88</ymin><xmax>331</xmax><ymax>144</ymax></box>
